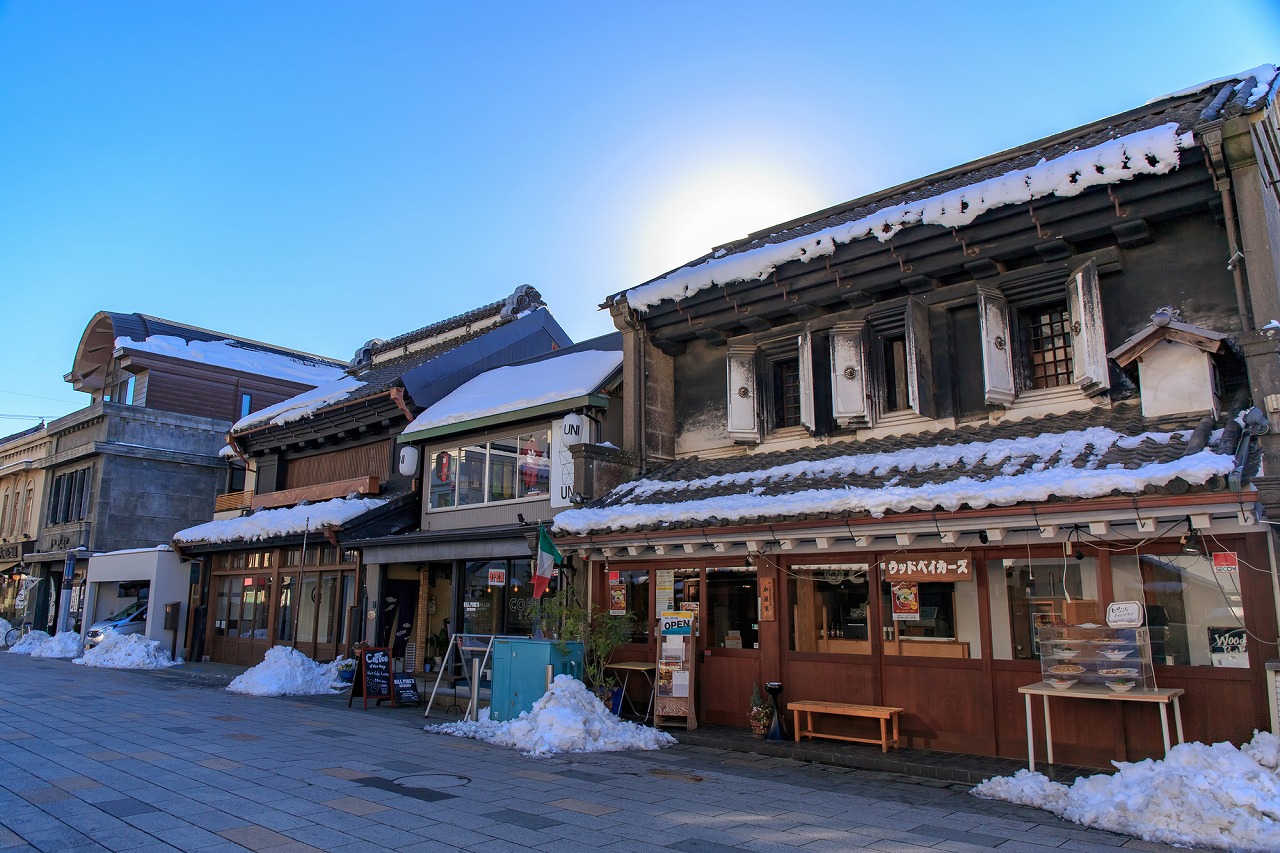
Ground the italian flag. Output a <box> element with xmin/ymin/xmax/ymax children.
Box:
<box><xmin>534</xmin><ymin>524</ymin><xmax>562</xmax><ymax>599</ymax></box>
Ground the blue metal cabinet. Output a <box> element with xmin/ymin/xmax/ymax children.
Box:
<box><xmin>490</xmin><ymin>638</ymin><xmax>584</xmax><ymax>721</ymax></box>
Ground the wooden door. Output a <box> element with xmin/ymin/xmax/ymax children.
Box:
<box><xmin>698</xmin><ymin>567</ymin><xmax>762</xmax><ymax>727</ymax></box>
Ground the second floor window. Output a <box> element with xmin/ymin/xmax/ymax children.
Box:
<box><xmin>1021</xmin><ymin>302</ymin><xmax>1074</xmax><ymax>389</ymax></box>
<box><xmin>48</xmin><ymin>467</ymin><xmax>93</xmax><ymax>525</ymax></box>
<box><xmin>769</xmin><ymin>354</ymin><xmax>802</xmax><ymax>429</ymax></box>
<box><xmin>240</xmin><ymin>393</ymin><xmax>253</xmax><ymax>418</ymax></box>
<box><xmin>429</xmin><ymin>430</ymin><xmax>551</xmax><ymax>510</ymax></box>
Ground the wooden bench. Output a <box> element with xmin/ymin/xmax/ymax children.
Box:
<box><xmin>787</xmin><ymin>701</ymin><xmax>903</xmax><ymax>752</ymax></box>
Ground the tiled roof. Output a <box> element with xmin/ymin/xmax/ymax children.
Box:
<box><xmin>612</xmin><ymin>67</ymin><xmax>1276</xmax><ymax>307</ymax></box>
<box><xmin>107</xmin><ymin>312</ymin><xmax>343</xmax><ymax>368</ymax></box>
<box><xmin>0</xmin><ymin>423</ymin><xmax>46</xmax><ymax>448</ymax></box>
<box><xmin>553</xmin><ymin>406</ymin><xmax>1249</xmax><ymax>536</ymax></box>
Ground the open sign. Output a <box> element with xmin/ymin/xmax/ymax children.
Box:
<box><xmin>659</xmin><ymin>611</ymin><xmax>693</xmax><ymax>635</ymax></box>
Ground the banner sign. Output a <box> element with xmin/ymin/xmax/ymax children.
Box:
<box><xmin>659</xmin><ymin>611</ymin><xmax>693</xmax><ymax>635</ymax></box>
<box><xmin>1212</xmin><ymin>552</ymin><xmax>1239</xmax><ymax>573</ymax></box>
<box><xmin>890</xmin><ymin>582</ymin><xmax>920</xmax><ymax>621</ymax></box>
<box><xmin>881</xmin><ymin>554</ymin><xmax>974</xmax><ymax>582</ymax></box>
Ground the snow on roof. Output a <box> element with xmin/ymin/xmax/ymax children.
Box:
<box><xmin>552</xmin><ymin>425</ymin><xmax>1233</xmax><ymax>535</ymax></box>
<box><xmin>116</xmin><ymin>335</ymin><xmax>346</xmax><ymax>386</ymax></box>
<box><xmin>1147</xmin><ymin>63</ymin><xmax>1278</xmax><ymax>108</ymax></box>
<box><xmin>624</xmin><ymin>123</ymin><xmax>1187</xmax><ymax>312</ymax></box>
<box><xmin>173</xmin><ymin>495</ymin><xmax>386</xmax><ymax>544</ymax></box>
<box><xmin>402</xmin><ymin>349</ymin><xmax>622</xmax><ymax>435</ymax></box>
<box><xmin>231</xmin><ymin>376</ymin><xmax>365</xmax><ymax>433</ymax></box>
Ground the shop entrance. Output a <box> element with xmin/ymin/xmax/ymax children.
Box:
<box><xmin>211</xmin><ymin>573</ymin><xmax>274</xmax><ymax>666</ymax></box>
<box><xmin>675</xmin><ymin>567</ymin><xmax>761</xmax><ymax>727</ymax></box>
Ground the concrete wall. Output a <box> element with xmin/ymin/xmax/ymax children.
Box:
<box><xmin>82</xmin><ymin>547</ymin><xmax>191</xmax><ymax>652</ymax></box>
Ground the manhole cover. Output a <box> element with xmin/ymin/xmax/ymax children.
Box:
<box><xmin>394</xmin><ymin>773</ymin><xmax>470</xmax><ymax>790</ymax></box>
<box><xmin>647</xmin><ymin>768</ymin><xmax>704</xmax><ymax>783</ymax></box>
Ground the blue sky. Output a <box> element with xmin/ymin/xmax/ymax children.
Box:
<box><xmin>1</xmin><ymin>1</ymin><xmax>1276</xmax><ymax>426</ymax></box>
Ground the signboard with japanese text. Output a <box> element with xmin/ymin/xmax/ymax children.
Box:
<box><xmin>881</xmin><ymin>554</ymin><xmax>974</xmax><ymax>582</ymax></box>
<box><xmin>758</xmin><ymin>577</ymin><xmax>775</xmax><ymax>622</ymax></box>
<box><xmin>655</xmin><ymin>570</ymin><xmax>675</xmax><ymax>613</ymax></box>
<box><xmin>1106</xmin><ymin>600</ymin><xmax>1145</xmax><ymax>628</ymax></box>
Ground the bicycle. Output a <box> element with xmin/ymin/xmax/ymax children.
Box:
<box><xmin>3</xmin><ymin>626</ymin><xmax>19</xmax><ymax>648</ymax></box>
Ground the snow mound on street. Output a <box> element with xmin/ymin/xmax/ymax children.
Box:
<box><xmin>972</xmin><ymin>731</ymin><xmax>1280</xmax><ymax>851</ymax></box>
<box><xmin>5</xmin><ymin>630</ymin><xmax>48</xmax><ymax>654</ymax></box>
<box><xmin>11</xmin><ymin>630</ymin><xmax>84</xmax><ymax>658</ymax></box>
<box><xmin>75</xmin><ymin>631</ymin><xmax>179</xmax><ymax>669</ymax></box>
<box><xmin>227</xmin><ymin>645</ymin><xmax>346</xmax><ymax>696</ymax></box>
<box><xmin>426</xmin><ymin>674</ymin><xmax>676</xmax><ymax>756</ymax></box>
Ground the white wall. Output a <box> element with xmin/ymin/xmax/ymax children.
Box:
<box><xmin>82</xmin><ymin>548</ymin><xmax>191</xmax><ymax>653</ymax></box>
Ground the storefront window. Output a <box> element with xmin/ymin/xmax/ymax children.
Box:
<box><xmin>430</xmin><ymin>450</ymin><xmax>457</xmax><ymax>509</ymax></box>
<box><xmin>213</xmin><ymin>578</ymin><xmax>232</xmax><ymax>637</ymax></box>
<box><xmin>611</xmin><ymin>570</ymin><xmax>651</xmax><ymax>643</ymax></box>
<box><xmin>489</xmin><ymin>437</ymin><xmax>519</xmax><ymax>502</ymax></box>
<box><xmin>517</xmin><ymin>433</ymin><xmax>549</xmax><ymax>498</ymax></box>
<box><xmin>240</xmin><ymin>577</ymin><xmax>270</xmax><ymax>639</ymax></box>
<box><xmin>339</xmin><ymin>573</ymin><xmax>357</xmax><ymax>644</ymax></box>
<box><xmin>790</xmin><ymin>564</ymin><xmax>870</xmax><ymax>654</ymax></box>
<box><xmin>990</xmin><ymin>557</ymin><xmax>1101</xmax><ymax>660</ymax></box>
<box><xmin>458</xmin><ymin>445</ymin><xmax>487</xmax><ymax>506</ymax></box>
<box><xmin>277</xmin><ymin>575</ymin><xmax>296</xmax><ymax>642</ymax></box>
<box><xmin>296</xmin><ymin>575</ymin><xmax>318</xmax><ymax>643</ymax></box>
<box><xmin>430</xmin><ymin>430</ymin><xmax>552</xmax><ymax>510</ymax></box>
<box><xmin>881</xmin><ymin>576</ymin><xmax>982</xmax><ymax>659</ymax></box>
<box><xmin>705</xmin><ymin>568</ymin><xmax>758</xmax><ymax>649</ymax></box>
<box><xmin>1112</xmin><ymin>553</ymin><xmax>1246</xmax><ymax>666</ymax></box>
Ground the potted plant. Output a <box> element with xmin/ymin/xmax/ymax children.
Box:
<box><xmin>428</xmin><ymin>627</ymin><xmax>449</xmax><ymax>669</ymax></box>
<box><xmin>748</xmin><ymin>683</ymin><xmax>771</xmax><ymax>736</ymax></box>
<box><xmin>536</xmin><ymin>588</ymin><xmax>633</xmax><ymax>709</ymax></box>
<box><xmin>336</xmin><ymin>658</ymin><xmax>356</xmax><ymax>683</ymax></box>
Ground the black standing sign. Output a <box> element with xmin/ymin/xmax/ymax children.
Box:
<box><xmin>349</xmin><ymin>646</ymin><xmax>395</xmax><ymax>709</ymax></box>
<box><xmin>393</xmin><ymin>674</ymin><xmax>420</xmax><ymax>707</ymax></box>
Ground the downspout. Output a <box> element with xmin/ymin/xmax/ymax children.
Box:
<box><xmin>1197</xmin><ymin>115</ymin><xmax>1254</xmax><ymax>331</ymax></box>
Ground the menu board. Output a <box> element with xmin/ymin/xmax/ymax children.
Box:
<box><xmin>654</xmin><ymin>611</ymin><xmax>696</xmax><ymax>730</ymax></box>
<box><xmin>348</xmin><ymin>646</ymin><xmax>395</xmax><ymax>709</ymax></box>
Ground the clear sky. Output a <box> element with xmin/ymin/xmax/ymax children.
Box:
<box><xmin>1</xmin><ymin>1</ymin><xmax>1276</xmax><ymax>427</ymax></box>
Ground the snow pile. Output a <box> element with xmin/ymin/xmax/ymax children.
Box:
<box><xmin>555</xmin><ymin>424</ymin><xmax>1233</xmax><ymax>534</ymax></box>
<box><xmin>226</xmin><ymin>646</ymin><xmax>347</xmax><ymax>696</ymax></box>
<box><xmin>174</xmin><ymin>495</ymin><xmax>385</xmax><ymax>544</ymax></box>
<box><xmin>116</xmin><ymin>335</ymin><xmax>344</xmax><ymax>386</ymax></box>
<box><xmin>1148</xmin><ymin>64</ymin><xmax>1278</xmax><ymax>109</ymax></box>
<box><xmin>403</xmin><ymin>350</ymin><xmax>623</xmax><ymax>433</ymax></box>
<box><xmin>6</xmin><ymin>630</ymin><xmax>50</xmax><ymax>654</ymax></box>
<box><xmin>426</xmin><ymin>674</ymin><xmax>676</xmax><ymax>756</ymax></box>
<box><xmin>75</xmin><ymin>631</ymin><xmax>178</xmax><ymax>669</ymax></box>
<box><xmin>0</xmin><ymin>619</ymin><xmax>10</xmax><ymax>646</ymax></box>
<box><xmin>232</xmin><ymin>376</ymin><xmax>364</xmax><ymax>432</ymax></box>
<box><xmin>972</xmin><ymin>732</ymin><xmax>1280</xmax><ymax>851</ymax></box>
<box><xmin>29</xmin><ymin>631</ymin><xmax>84</xmax><ymax>659</ymax></box>
<box><xmin>626</xmin><ymin>123</ymin><xmax>1186</xmax><ymax>311</ymax></box>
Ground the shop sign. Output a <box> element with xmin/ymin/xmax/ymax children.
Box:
<box><xmin>795</xmin><ymin>563</ymin><xmax>869</xmax><ymax>584</ymax></box>
<box><xmin>881</xmin><ymin>553</ymin><xmax>974</xmax><ymax>582</ymax></box>
<box><xmin>0</xmin><ymin>540</ymin><xmax>34</xmax><ymax>562</ymax></box>
<box><xmin>1208</xmin><ymin>626</ymin><xmax>1246</xmax><ymax>655</ymax></box>
<box><xmin>487</xmin><ymin>567</ymin><xmax>507</xmax><ymax>585</ymax></box>
<box><xmin>890</xmin><ymin>582</ymin><xmax>920</xmax><ymax>621</ymax></box>
<box><xmin>655</xmin><ymin>570</ymin><xmax>674</xmax><ymax>612</ymax></box>
<box><xmin>758</xmin><ymin>577</ymin><xmax>775</xmax><ymax>622</ymax></box>
<box><xmin>1212</xmin><ymin>552</ymin><xmax>1239</xmax><ymax>573</ymax></box>
<box><xmin>550</xmin><ymin>416</ymin><xmax>587</xmax><ymax>509</ymax></box>
<box><xmin>1106</xmin><ymin>600</ymin><xmax>1145</xmax><ymax>628</ymax></box>
<box><xmin>659</xmin><ymin>611</ymin><xmax>693</xmax><ymax>635</ymax></box>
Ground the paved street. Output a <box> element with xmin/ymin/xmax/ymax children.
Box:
<box><xmin>0</xmin><ymin>654</ymin><xmax>1183</xmax><ymax>853</ymax></box>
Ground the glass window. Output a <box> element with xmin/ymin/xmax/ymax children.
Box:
<box><xmin>1021</xmin><ymin>302</ymin><xmax>1074</xmax><ymax>389</ymax></box>
<box><xmin>990</xmin><ymin>557</ymin><xmax>1101</xmax><ymax>660</ymax></box>
<box><xmin>1112</xmin><ymin>553</ymin><xmax>1246</xmax><ymax>666</ymax></box>
<box><xmin>277</xmin><ymin>575</ymin><xmax>296</xmax><ymax>642</ymax></box>
<box><xmin>488</xmin><ymin>437</ymin><xmax>518</xmax><ymax>502</ymax></box>
<box><xmin>883</xmin><ymin>336</ymin><xmax>910</xmax><ymax>412</ymax></box>
<box><xmin>240</xmin><ymin>393</ymin><xmax>252</xmax><ymax>418</ymax></box>
<box><xmin>457</xmin><ymin>446</ymin><xmax>487</xmax><ymax>506</ymax></box>
<box><xmin>506</xmin><ymin>560</ymin><xmax>536</xmax><ymax>636</ymax></box>
<box><xmin>881</xmin><ymin>577</ymin><xmax>982</xmax><ymax>659</ymax></box>
<box><xmin>462</xmin><ymin>560</ymin><xmax>502</xmax><ymax>635</ymax></box>
<box><xmin>213</xmin><ymin>578</ymin><xmax>231</xmax><ymax>638</ymax></box>
<box><xmin>770</xmin><ymin>356</ymin><xmax>801</xmax><ymax>428</ymax></box>
<box><xmin>296</xmin><ymin>575</ymin><xmax>318</xmax><ymax>643</ymax></box>
<box><xmin>518</xmin><ymin>432</ymin><xmax>550</xmax><ymax>498</ymax></box>
<box><xmin>316</xmin><ymin>574</ymin><xmax>339</xmax><ymax>644</ymax></box>
<box><xmin>339</xmin><ymin>573</ymin><xmax>357</xmax><ymax>645</ymax></box>
<box><xmin>430</xmin><ymin>450</ymin><xmax>457</xmax><ymax>509</ymax></box>
<box><xmin>789</xmin><ymin>565</ymin><xmax>870</xmax><ymax>654</ymax></box>
<box><xmin>612</xmin><ymin>570</ymin><xmax>651</xmax><ymax>644</ymax></box>
<box><xmin>705</xmin><ymin>568</ymin><xmax>758</xmax><ymax>649</ymax></box>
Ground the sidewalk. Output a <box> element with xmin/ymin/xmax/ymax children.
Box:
<box><xmin>143</xmin><ymin>660</ymin><xmax>1089</xmax><ymax>786</ymax></box>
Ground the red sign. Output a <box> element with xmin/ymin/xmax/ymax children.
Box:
<box><xmin>1212</xmin><ymin>552</ymin><xmax>1239</xmax><ymax>573</ymax></box>
<box><xmin>890</xmin><ymin>582</ymin><xmax>920</xmax><ymax>621</ymax></box>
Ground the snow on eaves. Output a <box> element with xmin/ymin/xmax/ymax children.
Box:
<box><xmin>552</xmin><ymin>426</ymin><xmax>1233</xmax><ymax>535</ymax></box>
<box><xmin>624</xmin><ymin>123</ymin><xmax>1187</xmax><ymax>312</ymax></box>
<box><xmin>173</xmin><ymin>496</ymin><xmax>386</xmax><ymax>545</ymax></box>
<box><xmin>402</xmin><ymin>350</ymin><xmax>623</xmax><ymax>434</ymax></box>
<box><xmin>231</xmin><ymin>376</ymin><xmax>365</xmax><ymax>433</ymax></box>
<box><xmin>1147</xmin><ymin>63</ymin><xmax>1278</xmax><ymax>108</ymax></box>
<box><xmin>116</xmin><ymin>335</ymin><xmax>344</xmax><ymax>386</ymax></box>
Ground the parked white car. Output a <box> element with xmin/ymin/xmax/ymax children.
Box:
<box><xmin>85</xmin><ymin>600</ymin><xmax>148</xmax><ymax>646</ymax></box>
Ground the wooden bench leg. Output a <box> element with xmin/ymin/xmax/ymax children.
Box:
<box><xmin>892</xmin><ymin>712</ymin><xmax>899</xmax><ymax>749</ymax></box>
<box><xmin>792</xmin><ymin>709</ymin><xmax>800</xmax><ymax>742</ymax></box>
<box><xmin>879</xmin><ymin>717</ymin><xmax>888</xmax><ymax>752</ymax></box>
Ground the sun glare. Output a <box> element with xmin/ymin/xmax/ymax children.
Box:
<box><xmin>631</xmin><ymin>159</ymin><xmax>828</xmax><ymax>283</ymax></box>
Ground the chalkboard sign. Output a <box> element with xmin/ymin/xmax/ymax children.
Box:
<box><xmin>348</xmin><ymin>646</ymin><xmax>395</xmax><ymax>709</ymax></box>
<box><xmin>393</xmin><ymin>674</ymin><xmax>420</xmax><ymax>707</ymax></box>
<box><xmin>1208</xmin><ymin>626</ymin><xmax>1247</xmax><ymax>656</ymax></box>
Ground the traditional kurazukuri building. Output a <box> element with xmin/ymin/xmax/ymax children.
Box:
<box><xmin>552</xmin><ymin>66</ymin><xmax>1280</xmax><ymax>767</ymax></box>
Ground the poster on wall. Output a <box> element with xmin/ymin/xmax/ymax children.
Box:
<box><xmin>608</xmin><ymin>572</ymin><xmax>627</xmax><ymax>615</ymax></box>
<box><xmin>890</xmin><ymin>582</ymin><xmax>920</xmax><ymax>621</ymax></box>
<box><xmin>655</xmin><ymin>570</ymin><xmax>675</xmax><ymax>613</ymax></box>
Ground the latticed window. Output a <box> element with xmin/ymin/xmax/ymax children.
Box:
<box><xmin>1022</xmin><ymin>303</ymin><xmax>1074</xmax><ymax>389</ymax></box>
<box><xmin>770</xmin><ymin>356</ymin><xmax>802</xmax><ymax>428</ymax></box>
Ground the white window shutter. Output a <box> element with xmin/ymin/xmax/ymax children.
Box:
<box><xmin>905</xmin><ymin>297</ymin><xmax>935</xmax><ymax>419</ymax></box>
<box><xmin>798</xmin><ymin>328</ymin><xmax>815</xmax><ymax>432</ymax></box>
<box><xmin>977</xmin><ymin>284</ymin><xmax>1016</xmax><ymax>405</ymax></box>
<box><xmin>726</xmin><ymin>344</ymin><xmax>760</xmax><ymax>442</ymax></box>
<box><xmin>829</xmin><ymin>322</ymin><xmax>874</xmax><ymax>428</ymax></box>
<box><xmin>1068</xmin><ymin>260</ymin><xmax>1109</xmax><ymax>395</ymax></box>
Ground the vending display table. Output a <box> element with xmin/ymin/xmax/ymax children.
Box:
<box><xmin>1018</xmin><ymin>681</ymin><xmax>1185</xmax><ymax>771</ymax></box>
